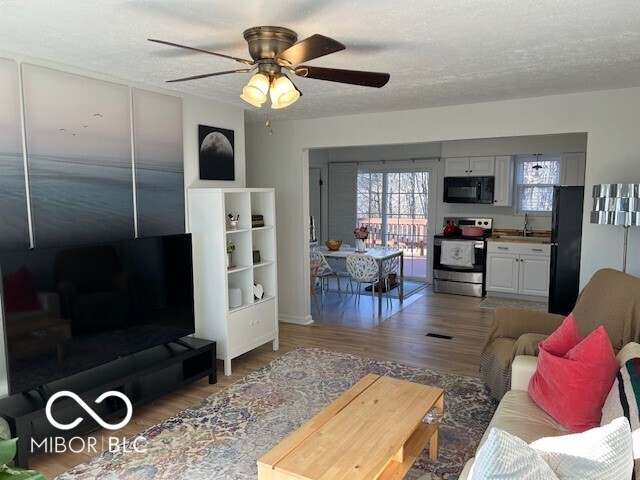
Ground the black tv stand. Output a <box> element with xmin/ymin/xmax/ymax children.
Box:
<box><xmin>35</xmin><ymin>385</ymin><xmax>48</xmax><ymax>403</ymax></box>
<box><xmin>169</xmin><ymin>338</ymin><xmax>196</xmax><ymax>350</ymax></box>
<box><xmin>0</xmin><ymin>336</ymin><xmax>216</xmax><ymax>468</ymax></box>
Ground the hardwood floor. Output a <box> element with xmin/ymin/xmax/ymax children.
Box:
<box><xmin>30</xmin><ymin>288</ymin><xmax>494</xmax><ymax>478</ymax></box>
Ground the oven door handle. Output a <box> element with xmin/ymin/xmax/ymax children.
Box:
<box><xmin>476</xmin><ymin>181</ymin><xmax>481</xmax><ymax>201</ymax></box>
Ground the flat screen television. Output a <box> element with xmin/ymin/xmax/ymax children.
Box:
<box><xmin>0</xmin><ymin>234</ymin><xmax>195</xmax><ymax>395</ymax></box>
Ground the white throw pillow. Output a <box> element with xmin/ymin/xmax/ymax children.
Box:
<box><xmin>471</xmin><ymin>417</ymin><xmax>633</xmax><ymax>480</ymax></box>
<box><xmin>471</xmin><ymin>428</ymin><xmax>558</xmax><ymax>479</ymax></box>
<box><xmin>531</xmin><ymin>416</ymin><xmax>633</xmax><ymax>480</ymax></box>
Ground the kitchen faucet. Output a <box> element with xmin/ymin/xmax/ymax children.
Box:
<box><xmin>523</xmin><ymin>213</ymin><xmax>532</xmax><ymax>237</ymax></box>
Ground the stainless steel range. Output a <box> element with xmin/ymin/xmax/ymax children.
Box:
<box><xmin>433</xmin><ymin>217</ymin><xmax>493</xmax><ymax>297</ymax></box>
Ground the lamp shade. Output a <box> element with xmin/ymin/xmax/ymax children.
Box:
<box><xmin>590</xmin><ymin>183</ymin><xmax>640</xmax><ymax>226</ymax></box>
<box><xmin>241</xmin><ymin>73</ymin><xmax>270</xmax><ymax>106</ymax></box>
<box><xmin>270</xmin><ymin>74</ymin><xmax>300</xmax><ymax>109</ymax></box>
<box><xmin>240</xmin><ymin>93</ymin><xmax>263</xmax><ymax>108</ymax></box>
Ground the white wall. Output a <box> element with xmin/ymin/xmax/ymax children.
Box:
<box><xmin>246</xmin><ymin>87</ymin><xmax>640</xmax><ymax>324</ymax></box>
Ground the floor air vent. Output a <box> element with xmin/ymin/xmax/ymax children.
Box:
<box><xmin>425</xmin><ymin>332</ymin><xmax>453</xmax><ymax>340</ymax></box>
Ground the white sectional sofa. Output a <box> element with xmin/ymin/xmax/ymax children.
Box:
<box><xmin>461</xmin><ymin>341</ymin><xmax>640</xmax><ymax>479</ymax></box>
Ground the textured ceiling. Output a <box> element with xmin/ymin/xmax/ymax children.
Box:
<box><xmin>1</xmin><ymin>1</ymin><xmax>639</xmax><ymax>123</ymax></box>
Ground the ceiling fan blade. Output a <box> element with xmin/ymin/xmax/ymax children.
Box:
<box><xmin>148</xmin><ymin>39</ymin><xmax>253</xmax><ymax>65</ymax></box>
<box><xmin>275</xmin><ymin>34</ymin><xmax>345</xmax><ymax>67</ymax></box>
<box><xmin>166</xmin><ymin>68</ymin><xmax>252</xmax><ymax>83</ymax></box>
<box><xmin>294</xmin><ymin>66</ymin><xmax>390</xmax><ymax>88</ymax></box>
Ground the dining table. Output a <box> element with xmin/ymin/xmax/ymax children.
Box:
<box><xmin>317</xmin><ymin>246</ymin><xmax>404</xmax><ymax>315</ymax></box>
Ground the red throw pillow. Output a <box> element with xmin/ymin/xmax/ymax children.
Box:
<box><xmin>2</xmin><ymin>265</ymin><xmax>41</xmax><ymax>313</ymax></box>
<box><xmin>528</xmin><ymin>315</ymin><xmax>618</xmax><ymax>433</ymax></box>
<box><xmin>539</xmin><ymin>313</ymin><xmax>582</xmax><ymax>357</ymax></box>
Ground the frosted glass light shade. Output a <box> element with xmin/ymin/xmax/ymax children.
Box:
<box><xmin>240</xmin><ymin>93</ymin><xmax>263</xmax><ymax>107</ymax></box>
<box><xmin>241</xmin><ymin>73</ymin><xmax>269</xmax><ymax>106</ymax></box>
<box><xmin>270</xmin><ymin>74</ymin><xmax>300</xmax><ymax>109</ymax></box>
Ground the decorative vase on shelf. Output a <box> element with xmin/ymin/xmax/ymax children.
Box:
<box><xmin>356</xmin><ymin>239</ymin><xmax>366</xmax><ymax>253</ymax></box>
<box><xmin>226</xmin><ymin>252</ymin><xmax>233</xmax><ymax>269</ymax></box>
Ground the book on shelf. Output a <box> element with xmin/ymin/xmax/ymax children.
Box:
<box><xmin>252</xmin><ymin>214</ymin><xmax>265</xmax><ymax>228</ymax></box>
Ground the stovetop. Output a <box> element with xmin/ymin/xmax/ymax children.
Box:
<box><xmin>434</xmin><ymin>217</ymin><xmax>493</xmax><ymax>240</ymax></box>
<box><xmin>433</xmin><ymin>233</ymin><xmax>491</xmax><ymax>240</ymax></box>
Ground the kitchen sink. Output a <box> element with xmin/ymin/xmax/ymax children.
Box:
<box><xmin>496</xmin><ymin>235</ymin><xmax>551</xmax><ymax>243</ymax></box>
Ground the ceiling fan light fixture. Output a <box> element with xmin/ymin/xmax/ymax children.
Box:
<box><xmin>241</xmin><ymin>72</ymin><xmax>270</xmax><ymax>105</ymax></box>
<box><xmin>269</xmin><ymin>74</ymin><xmax>300</xmax><ymax>109</ymax></box>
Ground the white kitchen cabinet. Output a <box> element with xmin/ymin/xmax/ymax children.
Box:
<box><xmin>444</xmin><ymin>157</ymin><xmax>470</xmax><ymax>176</ymax></box>
<box><xmin>518</xmin><ymin>254</ymin><xmax>551</xmax><ymax>296</ymax></box>
<box><xmin>486</xmin><ymin>242</ymin><xmax>550</xmax><ymax>298</ymax></box>
<box><xmin>485</xmin><ymin>253</ymin><xmax>519</xmax><ymax>293</ymax></box>
<box><xmin>493</xmin><ymin>155</ymin><xmax>513</xmax><ymax>207</ymax></box>
<box><xmin>444</xmin><ymin>156</ymin><xmax>495</xmax><ymax>177</ymax></box>
<box><xmin>188</xmin><ymin>187</ymin><xmax>279</xmax><ymax>376</ymax></box>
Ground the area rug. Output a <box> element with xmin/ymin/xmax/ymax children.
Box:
<box><xmin>56</xmin><ymin>348</ymin><xmax>497</xmax><ymax>480</ymax></box>
<box><xmin>322</xmin><ymin>275</ymin><xmax>428</xmax><ymax>299</ymax></box>
<box><xmin>478</xmin><ymin>296</ymin><xmax>548</xmax><ymax>312</ymax></box>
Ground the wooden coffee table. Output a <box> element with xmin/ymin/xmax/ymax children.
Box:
<box><xmin>258</xmin><ymin>374</ymin><xmax>444</xmax><ymax>480</ymax></box>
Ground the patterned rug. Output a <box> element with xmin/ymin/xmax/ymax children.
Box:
<box><xmin>56</xmin><ymin>348</ymin><xmax>497</xmax><ymax>480</ymax></box>
<box><xmin>478</xmin><ymin>296</ymin><xmax>548</xmax><ymax>312</ymax></box>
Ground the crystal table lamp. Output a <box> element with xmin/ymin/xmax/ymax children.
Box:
<box><xmin>590</xmin><ymin>183</ymin><xmax>640</xmax><ymax>272</ymax></box>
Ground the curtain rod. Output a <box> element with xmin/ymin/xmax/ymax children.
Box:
<box><xmin>327</xmin><ymin>157</ymin><xmax>441</xmax><ymax>165</ymax></box>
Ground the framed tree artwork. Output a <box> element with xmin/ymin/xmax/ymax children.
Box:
<box><xmin>198</xmin><ymin>125</ymin><xmax>234</xmax><ymax>181</ymax></box>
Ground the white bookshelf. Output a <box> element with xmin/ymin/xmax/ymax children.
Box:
<box><xmin>187</xmin><ymin>187</ymin><xmax>278</xmax><ymax>375</ymax></box>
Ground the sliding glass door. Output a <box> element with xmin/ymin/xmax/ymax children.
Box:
<box><xmin>356</xmin><ymin>163</ymin><xmax>436</xmax><ymax>280</ymax></box>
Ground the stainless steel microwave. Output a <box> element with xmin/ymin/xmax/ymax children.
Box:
<box><xmin>443</xmin><ymin>176</ymin><xmax>494</xmax><ymax>204</ymax></box>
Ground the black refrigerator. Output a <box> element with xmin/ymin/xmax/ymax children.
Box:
<box><xmin>548</xmin><ymin>185</ymin><xmax>584</xmax><ymax>315</ymax></box>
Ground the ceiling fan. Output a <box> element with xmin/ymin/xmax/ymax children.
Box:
<box><xmin>148</xmin><ymin>26</ymin><xmax>390</xmax><ymax>109</ymax></box>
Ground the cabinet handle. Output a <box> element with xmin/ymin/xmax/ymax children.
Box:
<box><xmin>532</xmin><ymin>248</ymin><xmax>543</xmax><ymax>252</ymax></box>
<box><xmin>497</xmin><ymin>246</ymin><xmax>509</xmax><ymax>250</ymax></box>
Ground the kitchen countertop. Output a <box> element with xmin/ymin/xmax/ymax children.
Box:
<box><xmin>487</xmin><ymin>228</ymin><xmax>552</xmax><ymax>244</ymax></box>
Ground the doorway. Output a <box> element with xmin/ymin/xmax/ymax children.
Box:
<box><xmin>356</xmin><ymin>163</ymin><xmax>437</xmax><ymax>281</ymax></box>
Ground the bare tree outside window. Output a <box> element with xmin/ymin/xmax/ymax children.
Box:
<box><xmin>516</xmin><ymin>155</ymin><xmax>561</xmax><ymax>213</ymax></box>
<box><xmin>356</xmin><ymin>170</ymin><xmax>430</xmax><ymax>278</ymax></box>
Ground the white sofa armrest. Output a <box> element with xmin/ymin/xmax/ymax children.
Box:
<box><xmin>510</xmin><ymin>355</ymin><xmax>538</xmax><ymax>391</ymax></box>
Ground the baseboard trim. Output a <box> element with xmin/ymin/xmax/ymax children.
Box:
<box><xmin>279</xmin><ymin>314</ymin><xmax>314</xmax><ymax>325</ymax></box>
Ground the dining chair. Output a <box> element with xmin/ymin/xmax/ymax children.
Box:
<box><xmin>382</xmin><ymin>253</ymin><xmax>400</xmax><ymax>292</ymax></box>
<box><xmin>345</xmin><ymin>255</ymin><xmax>391</xmax><ymax>305</ymax></box>
<box><xmin>326</xmin><ymin>243</ymin><xmax>351</xmax><ymax>285</ymax></box>
<box><xmin>309</xmin><ymin>251</ymin><xmax>341</xmax><ymax>298</ymax></box>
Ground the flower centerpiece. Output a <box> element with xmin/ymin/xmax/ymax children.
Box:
<box><xmin>354</xmin><ymin>226</ymin><xmax>369</xmax><ymax>240</ymax></box>
<box><xmin>354</xmin><ymin>225</ymin><xmax>369</xmax><ymax>252</ymax></box>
